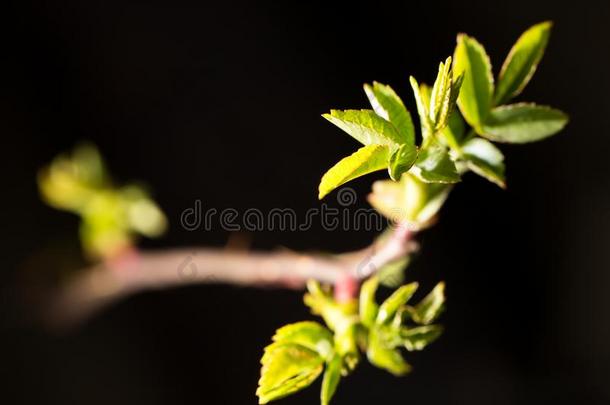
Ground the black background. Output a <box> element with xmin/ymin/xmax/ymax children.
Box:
<box><xmin>2</xmin><ymin>0</ymin><xmax>610</xmax><ymax>404</ymax></box>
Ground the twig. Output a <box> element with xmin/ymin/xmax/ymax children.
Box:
<box><xmin>46</xmin><ymin>224</ymin><xmax>417</xmax><ymax>328</ymax></box>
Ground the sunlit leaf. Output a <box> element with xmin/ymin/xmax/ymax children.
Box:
<box><xmin>409</xmin><ymin>76</ymin><xmax>432</xmax><ymax>135</ymax></box>
<box><xmin>453</xmin><ymin>34</ymin><xmax>494</xmax><ymax>129</ymax></box>
<box><xmin>257</xmin><ymin>343</ymin><xmax>324</xmax><ymax>404</ymax></box>
<box><xmin>481</xmin><ymin>103</ymin><xmax>568</xmax><ymax>143</ymax></box>
<box><xmin>364</xmin><ymin>82</ymin><xmax>415</xmax><ymax>145</ymax></box>
<box><xmin>318</xmin><ymin>144</ymin><xmax>390</xmax><ymax>199</ymax></box>
<box><xmin>495</xmin><ymin>21</ymin><xmax>552</xmax><ymax>105</ymax></box>
<box><xmin>322</xmin><ymin>109</ymin><xmax>404</xmax><ymax>146</ymax></box>
<box><xmin>271</xmin><ymin>321</ymin><xmax>334</xmax><ymax>360</ymax></box>
<box><xmin>429</xmin><ymin>57</ymin><xmax>463</xmax><ymax>132</ymax></box>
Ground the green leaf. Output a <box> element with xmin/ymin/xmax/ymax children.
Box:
<box><xmin>257</xmin><ymin>343</ymin><xmax>324</xmax><ymax>404</ymax></box>
<box><xmin>334</xmin><ymin>320</ymin><xmax>360</xmax><ymax>371</ymax></box>
<box><xmin>323</xmin><ymin>109</ymin><xmax>404</xmax><ymax>146</ymax></box>
<box><xmin>378</xmin><ymin>256</ymin><xmax>410</xmax><ymax>288</ymax></box>
<box><xmin>461</xmin><ymin>137</ymin><xmax>506</xmax><ymax>187</ymax></box>
<box><xmin>400</xmin><ymin>325</ymin><xmax>443</xmax><ymax>351</ymax></box>
<box><xmin>414</xmin><ymin>142</ymin><xmax>460</xmax><ymax>184</ymax></box>
<box><xmin>429</xmin><ymin>57</ymin><xmax>464</xmax><ymax>132</ymax></box>
<box><xmin>364</xmin><ymin>82</ymin><xmax>415</xmax><ymax>145</ymax></box>
<box><xmin>377</xmin><ymin>282</ymin><xmax>419</xmax><ymax>324</ymax></box>
<box><xmin>388</xmin><ymin>143</ymin><xmax>418</xmax><ymax>181</ymax></box>
<box><xmin>442</xmin><ymin>109</ymin><xmax>466</xmax><ymax>150</ymax></box>
<box><xmin>453</xmin><ymin>33</ymin><xmax>494</xmax><ymax>129</ymax></box>
<box><xmin>319</xmin><ymin>144</ymin><xmax>390</xmax><ymax>199</ymax></box>
<box><xmin>321</xmin><ymin>354</ymin><xmax>342</xmax><ymax>405</ymax></box>
<box><xmin>359</xmin><ymin>276</ymin><xmax>379</xmax><ymax>327</ymax></box>
<box><xmin>495</xmin><ymin>21</ymin><xmax>553</xmax><ymax>105</ymax></box>
<box><xmin>367</xmin><ymin>328</ymin><xmax>411</xmax><ymax>376</ymax></box>
<box><xmin>409</xmin><ymin>76</ymin><xmax>432</xmax><ymax>135</ymax></box>
<box><xmin>481</xmin><ymin>103</ymin><xmax>568</xmax><ymax>143</ymax></box>
<box><xmin>368</xmin><ymin>173</ymin><xmax>452</xmax><ymax>230</ymax></box>
<box><xmin>413</xmin><ymin>282</ymin><xmax>445</xmax><ymax>325</ymax></box>
<box><xmin>271</xmin><ymin>321</ymin><xmax>334</xmax><ymax>360</ymax></box>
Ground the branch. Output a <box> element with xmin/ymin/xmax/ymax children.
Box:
<box><xmin>45</xmin><ymin>225</ymin><xmax>417</xmax><ymax>328</ymax></box>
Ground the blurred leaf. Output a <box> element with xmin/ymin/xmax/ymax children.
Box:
<box><xmin>334</xmin><ymin>320</ymin><xmax>360</xmax><ymax>371</ymax></box>
<box><xmin>388</xmin><ymin>143</ymin><xmax>418</xmax><ymax>181</ymax></box>
<box><xmin>453</xmin><ymin>34</ymin><xmax>494</xmax><ymax>129</ymax></box>
<box><xmin>413</xmin><ymin>282</ymin><xmax>445</xmax><ymax>325</ymax></box>
<box><xmin>323</xmin><ymin>109</ymin><xmax>404</xmax><ymax>146</ymax></box>
<box><xmin>257</xmin><ymin>343</ymin><xmax>324</xmax><ymax>404</ymax></box>
<box><xmin>319</xmin><ymin>144</ymin><xmax>390</xmax><ymax>199</ymax></box>
<box><xmin>377</xmin><ymin>282</ymin><xmax>418</xmax><ymax>324</ymax></box>
<box><xmin>359</xmin><ymin>276</ymin><xmax>379</xmax><ymax>327</ymax></box>
<box><xmin>271</xmin><ymin>321</ymin><xmax>334</xmax><ymax>360</ymax></box>
<box><xmin>400</xmin><ymin>325</ymin><xmax>443</xmax><ymax>351</ymax></box>
<box><xmin>495</xmin><ymin>21</ymin><xmax>552</xmax><ymax>105</ymax></box>
<box><xmin>304</xmin><ymin>280</ymin><xmax>355</xmax><ymax>331</ymax></box>
<box><xmin>367</xmin><ymin>328</ymin><xmax>411</xmax><ymax>376</ymax></box>
<box><xmin>364</xmin><ymin>82</ymin><xmax>415</xmax><ymax>145</ymax></box>
<box><xmin>321</xmin><ymin>354</ymin><xmax>342</xmax><ymax>405</ymax></box>
<box><xmin>461</xmin><ymin>137</ymin><xmax>505</xmax><ymax>187</ymax></box>
<box><xmin>378</xmin><ymin>256</ymin><xmax>410</xmax><ymax>288</ymax></box>
<box><xmin>368</xmin><ymin>173</ymin><xmax>452</xmax><ymax>229</ymax></box>
<box><xmin>481</xmin><ymin>103</ymin><xmax>568</xmax><ymax>143</ymax></box>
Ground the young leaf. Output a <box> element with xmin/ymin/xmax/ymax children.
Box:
<box><xmin>453</xmin><ymin>33</ymin><xmax>494</xmax><ymax>130</ymax></box>
<box><xmin>409</xmin><ymin>76</ymin><xmax>432</xmax><ymax>135</ymax></box>
<box><xmin>388</xmin><ymin>143</ymin><xmax>418</xmax><ymax>181</ymax></box>
<box><xmin>429</xmin><ymin>57</ymin><xmax>453</xmax><ymax>126</ymax></box>
<box><xmin>413</xmin><ymin>142</ymin><xmax>460</xmax><ymax>184</ymax></box>
<box><xmin>378</xmin><ymin>256</ymin><xmax>410</xmax><ymax>288</ymax></box>
<box><xmin>442</xmin><ymin>109</ymin><xmax>466</xmax><ymax>150</ymax></box>
<box><xmin>429</xmin><ymin>57</ymin><xmax>463</xmax><ymax>132</ymax></box>
<box><xmin>323</xmin><ymin>109</ymin><xmax>404</xmax><ymax>146</ymax></box>
<box><xmin>334</xmin><ymin>321</ymin><xmax>360</xmax><ymax>371</ymax></box>
<box><xmin>321</xmin><ymin>354</ymin><xmax>342</xmax><ymax>405</ymax></box>
<box><xmin>461</xmin><ymin>137</ymin><xmax>506</xmax><ymax>187</ymax></box>
<box><xmin>413</xmin><ymin>282</ymin><xmax>445</xmax><ymax>325</ymax></box>
<box><xmin>367</xmin><ymin>328</ymin><xmax>411</xmax><ymax>376</ymax></box>
<box><xmin>400</xmin><ymin>325</ymin><xmax>443</xmax><ymax>351</ymax></box>
<box><xmin>257</xmin><ymin>343</ymin><xmax>324</xmax><ymax>404</ymax></box>
<box><xmin>318</xmin><ymin>144</ymin><xmax>390</xmax><ymax>199</ymax></box>
<box><xmin>271</xmin><ymin>321</ymin><xmax>334</xmax><ymax>360</ymax></box>
<box><xmin>368</xmin><ymin>173</ymin><xmax>452</xmax><ymax>229</ymax></box>
<box><xmin>364</xmin><ymin>82</ymin><xmax>415</xmax><ymax>145</ymax></box>
<box><xmin>377</xmin><ymin>282</ymin><xmax>419</xmax><ymax>324</ymax></box>
<box><xmin>359</xmin><ymin>276</ymin><xmax>379</xmax><ymax>327</ymax></box>
<box><xmin>481</xmin><ymin>103</ymin><xmax>568</xmax><ymax>143</ymax></box>
<box><xmin>495</xmin><ymin>21</ymin><xmax>553</xmax><ymax>105</ymax></box>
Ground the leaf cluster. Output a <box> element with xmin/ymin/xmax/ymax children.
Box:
<box><xmin>257</xmin><ymin>279</ymin><xmax>445</xmax><ymax>404</ymax></box>
<box><xmin>38</xmin><ymin>143</ymin><xmax>167</xmax><ymax>259</ymax></box>
<box><xmin>319</xmin><ymin>22</ymin><xmax>568</xmax><ymax>229</ymax></box>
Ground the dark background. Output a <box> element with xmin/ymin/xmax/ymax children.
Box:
<box><xmin>2</xmin><ymin>0</ymin><xmax>609</xmax><ymax>404</ymax></box>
